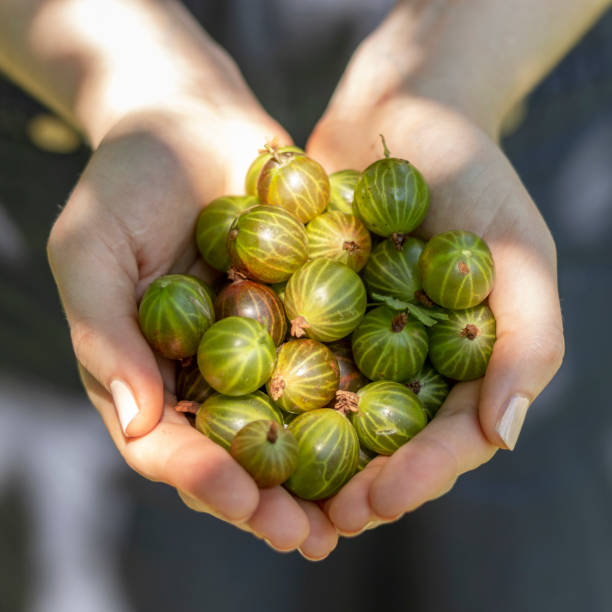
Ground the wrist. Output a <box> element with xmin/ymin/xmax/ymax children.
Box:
<box><xmin>327</xmin><ymin>0</ymin><xmax>611</xmax><ymax>140</ymax></box>
<box><xmin>3</xmin><ymin>0</ymin><xmax>270</xmax><ymax>149</ymax></box>
<box><xmin>325</xmin><ymin>3</ymin><xmax>506</xmax><ymax>139</ymax></box>
<box><xmin>79</xmin><ymin>28</ymin><xmax>265</xmax><ymax>148</ymax></box>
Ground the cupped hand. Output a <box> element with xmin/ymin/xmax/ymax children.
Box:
<box><xmin>47</xmin><ymin>103</ymin><xmax>337</xmax><ymax>559</ymax></box>
<box><xmin>307</xmin><ymin>94</ymin><xmax>564</xmax><ymax>533</ymax></box>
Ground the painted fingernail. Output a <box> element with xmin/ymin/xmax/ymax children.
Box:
<box><xmin>495</xmin><ymin>394</ymin><xmax>530</xmax><ymax>450</ymax></box>
<box><xmin>110</xmin><ymin>379</ymin><xmax>139</xmax><ymax>436</ymax></box>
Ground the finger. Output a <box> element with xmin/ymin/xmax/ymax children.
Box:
<box><xmin>180</xmin><ymin>484</ymin><xmax>313</xmax><ymax>553</ymax></box>
<box><xmin>324</xmin><ymin>456</ymin><xmax>387</xmax><ymax>535</ymax></box>
<box><xmin>179</xmin><ymin>486</ymin><xmax>323</xmax><ymax>556</ymax></box>
<box><xmin>177</xmin><ymin>490</ymin><xmax>254</xmax><ymax>535</ymax></box>
<box><xmin>481</xmin><ymin>232</ymin><xmax>565</xmax><ymax>450</ymax></box>
<box><xmin>369</xmin><ymin>381</ymin><xmax>497</xmax><ymax>519</ymax></box>
<box><xmin>295</xmin><ymin>499</ymin><xmax>339</xmax><ymax>561</ymax></box>
<box><xmin>48</xmin><ymin>206</ymin><xmax>163</xmax><ymax>437</ymax></box>
<box><xmin>80</xmin><ymin>366</ymin><xmax>260</xmax><ymax>522</ymax></box>
<box><xmin>244</xmin><ymin>487</ymin><xmax>310</xmax><ymax>552</ymax></box>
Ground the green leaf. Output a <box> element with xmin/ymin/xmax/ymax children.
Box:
<box><xmin>404</xmin><ymin>304</ymin><xmax>439</xmax><ymax>327</ymax></box>
<box><xmin>370</xmin><ymin>292</ymin><xmax>449</xmax><ymax>327</ymax></box>
<box><xmin>370</xmin><ymin>292</ymin><xmax>411</xmax><ymax>311</ymax></box>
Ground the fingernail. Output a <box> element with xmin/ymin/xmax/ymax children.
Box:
<box><xmin>495</xmin><ymin>394</ymin><xmax>530</xmax><ymax>450</ymax></box>
<box><xmin>110</xmin><ymin>379</ymin><xmax>139</xmax><ymax>436</ymax></box>
<box><xmin>364</xmin><ymin>520</ymin><xmax>383</xmax><ymax>531</ymax></box>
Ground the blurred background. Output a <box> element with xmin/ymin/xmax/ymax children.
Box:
<box><xmin>1</xmin><ymin>2</ymin><xmax>612</xmax><ymax>611</ymax></box>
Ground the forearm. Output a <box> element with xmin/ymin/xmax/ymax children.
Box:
<box><xmin>0</xmin><ymin>0</ymin><xmax>264</xmax><ymax>146</ymax></box>
<box><xmin>330</xmin><ymin>0</ymin><xmax>612</xmax><ymax>137</ymax></box>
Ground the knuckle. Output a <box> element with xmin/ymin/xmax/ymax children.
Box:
<box><xmin>534</xmin><ymin>329</ymin><xmax>565</xmax><ymax>374</ymax></box>
<box><xmin>70</xmin><ymin>321</ymin><xmax>98</xmax><ymax>374</ymax></box>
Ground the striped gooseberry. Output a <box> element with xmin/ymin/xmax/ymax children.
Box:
<box><xmin>363</xmin><ymin>235</ymin><xmax>425</xmax><ymax>304</ymax></box>
<box><xmin>404</xmin><ymin>362</ymin><xmax>450</xmax><ymax>419</ymax></box>
<box><xmin>428</xmin><ymin>303</ymin><xmax>496</xmax><ymax>380</ymax></box>
<box><xmin>176</xmin><ymin>360</ymin><xmax>214</xmax><ymax>403</ymax></box>
<box><xmin>138</xmin><ymin>274</ymin><xmax>214</xmax><ymax>360</ymax></box>
<box><xmin>326</xmin><ymin>340</ymin><xmax>369</xmax><ymax>393</ymax></box>
<box><xmin>306</xmin><ymin>211</ymin><xmax>372</xmax><ymax>272</ymax></box>
<box><xmin>418</xmin><ymin>230</ymin><xmax>495</xmax><ymax>309</ymax></box>
<box><xmin>244</xmin><ymin>145</ymin><xmax>304</xmax><ymax>196</ymax></box>
<box><xmin>257</xmin><ymin>150</ymin><xmax>330</xmax><ymax>223</ymax></box>
<box><xmin>214</xmin><ymin>280</ymin><xmax>287</xmax><ymax>346</ymax></box>
<box><xmin>195</xmin><ymin>195</ymin><xmax>257</xmax><ymax>271</ymax></box>
<box><xmin>357</xmin><ymin>445</ymin><xmax>377</xmax><ymax>472</ymax></box>
<box><xmin>284</xmin><ymin>259</ymin><xmax>367</xmax><ymax>342</ymax></box>
<box><xmin>351</xmin><ymin>306</ymin><xmax>428</xmax><ymax>382</ymax></box>
<box><xmin>270</xmin><ymin>281</ymin><xmax>287</xmax><ymax>303</ymax></box>
<box><xmin>337</xmin><ymin>381</ymin><xmax>427</xmax><ymax>455</ymax></box>
<box><xmin>266</xmin><ymin>339</ymin><xmax>339</xmax><ymax>414</ymax></box>
<box><xmin>195</xmin><ymin>391</ymin><xmax>283</xmax><ymax>451</ymax></box>
<box><xmin>197</xmin><ymin>316</ymin><xmax>276</xmax><ymax>395</ymax></box>
<box><xmin>227</xmin><ymin>205</ymin><xmax>308</xmax><ymax>284</ymax></box>
<box><xmin>327</xmin><ymin>169</ymin><xmax>360</xmax><ymax>214</ymax></box>
<box><xmin>230</xmin><ymin>420</ymin><xmax>299</xmax><ymax>488</ymax></box>
<box><xmin>284</xmin><ymin>408</ymin><xmax>359</xmax><ymax>500</ymax></box>
<box><xmin>353</xmin><ymin>138</ymin><xmax>429</xmax><ymax>237</ymax></box>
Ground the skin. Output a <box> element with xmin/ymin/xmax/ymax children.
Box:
<box><xmin>307</xmin><ymin>0</ymin><xmax>610</xmax><ymax>534</ymax></box>
<box><xmin>1</xmin><ymin>0</ymin><xmax>610</xmax><ymax>557</ymax></box>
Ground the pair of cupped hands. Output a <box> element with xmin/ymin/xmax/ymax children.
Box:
<box><xmin>46</xmin><ymin>55</ymin><xmax>564</xmax><ymax>560</ymax></box>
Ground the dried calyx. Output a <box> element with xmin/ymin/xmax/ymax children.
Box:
<box><xmin>415</xmin><ymin>290</ymin><xmax>434</xmax><ymax>308</ymax></box>
<box><xmin>334</xmin><ymin>390</ymin><xmax>359</xmax><ymax>416</ymax></box>
<box><xmin>227</xmin><ymin>267</ymin><xmax>248</xmax><ymax>282</ymax></box>
<box><xmin>269</xmin><ymin>375</ymin><xmax>286</xmax><ymax>400</ymax></box>
<box><xmin>460</xmin><ymin>324</ymin><xmax>480</xmax><ymax>340</ymax></box>
<box><xmin>290</xmin><ymin>316</ymin><xmax>310</xmax><ymax>338</ymax></box>
<box><xmin>407</xmin><ymin>380</ymin><xmax>421</xmax><ymax>395</ymax></box>
<box><xmin>343</xmin><ymin>240</ymin><xmax>359</xmax><ymax>252</ymax></box>
<box><xmin>391</xmin><ymin>312</ymin><xmax>408</xmax><ymax>333</ymax></box>
<box><xmin>392</xmin><ymin>232</ymin><xmax>407</xmax><ymax>251</ymax></box>
<box><xmin>175</xmin><ymin>400</ymin><xmax>200</xmax><ymax>415</ymax></box>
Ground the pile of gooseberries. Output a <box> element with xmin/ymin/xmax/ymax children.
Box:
<box><xmin>138</xmin><ymin>138</ymin><xmax>496</xmax><ymax>501</ymax></box>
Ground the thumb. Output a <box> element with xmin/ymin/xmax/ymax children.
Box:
<box><xmin>48</xmin><ymin>217</ymin><xmax>164</xmax><ymax>438</ymax></box>
<box><xmin>479</xmin><ymin>238</ymin><xmax>565</xmax><ymax>450</ymax></box>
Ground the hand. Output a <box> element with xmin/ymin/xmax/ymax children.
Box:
<box><xmin>47</xmin><ymin>103</ymin><xmax>338</xmax><ymax>559</ymax></box>
<box><xmin>307</xmin><ymin>93</ymin><xmax>564</xmax><ymax>533</ymax></box>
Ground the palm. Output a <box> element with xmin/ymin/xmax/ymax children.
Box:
<box><xmin>49</xmin><ymin>109</ymin><xmax>338</xmax><ymax>558</ymax></box>
<box><xmin>307</xmin><ymin>98</ymin><xmax>563</xmax><ymax>531</ymax></box>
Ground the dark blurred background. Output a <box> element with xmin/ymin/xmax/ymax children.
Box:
<box><xmin>1</xmin><ymin>2</ymin><xmax>612</xmax><ymax>611</ymax></box>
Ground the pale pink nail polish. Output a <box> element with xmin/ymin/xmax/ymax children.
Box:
<box><xmin>495</xmin><ymin>394</ymin><xmax>530</xmax><ymax>450</ymax></box>
<box><xmin>110</xmin><ymin>379</ymin><xmax>139</xmax><ymax>435</ymax></box>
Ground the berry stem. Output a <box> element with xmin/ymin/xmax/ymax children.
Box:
<box><xmin>264</xmin><ymin>143</ymin><xmax>282</xmax><ymax>164</ymax></box>
<box><xmin>380</xmin><ymin>134</ymin><xmax>391</xmax><ymax>158</ymax></box>
<box><xmin>266</xmin><ymin>421</ymin><xmax>279</xmax><ymax>444</ymax></box>
<box><xmin>391</xmin><ymin>312</ymin><xmax>408</xmax><ymax>333</ymax></box>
